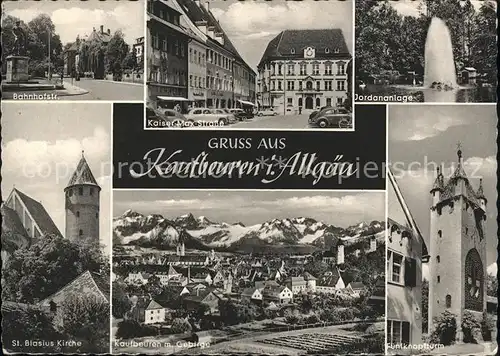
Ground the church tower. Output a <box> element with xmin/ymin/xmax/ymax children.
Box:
<box><xmin>176</xmin><ymin>234</ymin><xmax>185</xmax><ymax>256</ymax></box>
<box><xmin>428</xmin><ymin>147</ymin><xmax>487</xmax><ymax>340</ymax></box>
<box><xmin>65</xmin><ymin>152</ymin><xmax>101</xmax><ymax>244</ymax></box>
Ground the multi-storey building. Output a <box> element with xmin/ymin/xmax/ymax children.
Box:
<box><xmin>234</xmin><ymin>60</ymin><xmax>257</xmax><ymax>107</ymax></box>
<box><xmin>258</xmin><ymin>29</ymin><xmax>351</xmax><ymax>115</ymax></box>
<box><xmin>176</xmin><ymin>0</ymin><xmax>256</xmax><ymax>109</ymax></box>
<box><xmin>133</xmin><ymin>36</ymin><xmax>145</xmax><ymax>69</ymax></box>
<box><xmin>146</xmin><ymin>0</ymin><xmax>189</xmax><ymax>105</ymax></box>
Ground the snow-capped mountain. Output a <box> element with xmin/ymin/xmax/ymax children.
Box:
<box><xmin>113</xmin><ymin>210</ymin><xmax>385</xmax><ymax>251</ymax></box>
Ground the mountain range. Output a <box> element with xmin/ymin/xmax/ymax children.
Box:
<box><xmin>113</xmin><ymin>210</ymin><xmax>385</xmax><ymax>252</ymax></box>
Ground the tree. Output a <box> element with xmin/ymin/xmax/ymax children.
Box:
<box><xmin>430</xmin><ymin>310</ymin><xmax>457</xmax><ymax>346</ymax></box>
<box><xmin>2</xmin><ymin>306</ymin><xmax>64</xmax><ymax>353</ymax></box>
<box><xmin>121</xmin><ymin>50</ymin><xmax>137</xmax><ymax>71</ymax></box>
<box><xmin>2</xmin><ymin>234</ymin><xmax>106</xmax><ymax>304</ymax></box>
<box><xmin>422</xmin><ymin>279</ymin><xmax>429</xmax><ymax>333</ymax></box>
<box><xmin>171</xmin><ymin>318</ymin><xmax>192</xmax><ymax>334</ymax></box>
<box><xmin>461</xmin><ymin>310</ymin><xmax>481</xmax><ymax>343</ymax></box>
<box><xmin>106</xmin><ymin>30</ymin><xmax>129</xmax><ymax>74</ymax></box>
<box><xmin>116</xmin><ymin>319</ymin><xmax>141</xmax><ymax>339</ymax></box>
<box><xmin>112</xmin><ymin>281</ymin><xmax>132</xmax><ymax>318</ymax></box>
<box><xmin>144</xmin><ymin>275</ymin><xmax>163</xmax><ymax>297</ymax></box>
<box><xmin>60</xmin><ymin>295</ymin><xmax>109</xmax><ymax>353</ymax></box>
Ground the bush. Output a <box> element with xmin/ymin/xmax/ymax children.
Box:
<box><xmin>481</xmin><ymin>311</ymin><xmax>495</xmax><ymax>341</ymax></box>
<box><xmin>116</xmin><ymin>319</ymin><xmax>141</xmax><ymax>339</ymax></box>
<box><xmin>430</xmin><ymin>310</ymin><xmax>457</xmax><ymax>346</ymax></box>
<box><xmin>305</xmin><ymin>314</ymin><xmax>320</xmax><ymax>324</ymax></box>
<box><xmin>462</xmin><ymin>311</ymin><xmax>481</xmax><ymax>343</ymax></box>
<box><xmin>171</xmin><ymin>318</ymin><xmax>192</xmax><ymax>334</ymax></box>
<box><xmin>285</xmin><ymin>314</ymin><xmax>300</xmax><ymax>324</ymax></box>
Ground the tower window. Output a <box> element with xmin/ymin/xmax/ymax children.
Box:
<box><xmin>445</xmin><ymin>295</ymin><xmax>452</xmax><ymax>308</ymax></box>
<box><xmin>76</xmin><ymin>211</ymin><xmax>80</xmax><ymax>218</ymax></box>
<box><xmin>69</xmin><ymin>189</ymin><xmax>73</xmax><ymax>197</ymax></box>
<box><xmin>437</xmin><ymin>276</ymin><xmax>441</xmax><ymax>283</ymax></box>
<box><xmin>90</xmin><ymin>188</ymin><xmax>93</xmax><ymax>196</ymax></box>
<box><xmin>437</xmin><ymin>256</ymin><xmax>440</xmax><ymax>263</ymax></box>
<box><xmin>465</xmin><ymin>227</ymin><xmax>468</xmax><ymax>234</ymax></box>
<box><xmin>79</xmin><ymin>229</ymin><xmax>83</xmax><ymax>236</ymax></box>
<box><xmin>438</xmin><ymin>230</ymin><xmax>442</xmax><ymax>238</ymax></box>
<box><xmin>78</xmin><ymin>187</ymin><xmax>83</xmax><ymax>196</ymax></box>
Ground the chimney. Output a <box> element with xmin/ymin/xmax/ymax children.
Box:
<box><xmin>204</xmin><ymin>0</ymin><xmax>210</xmax><ymax>12</ymax></box>
<box><xmin>100</xmin><ymin>25</ymin><xmax>104</xmax><ymax>34</ymax></box>
<box><xmin>107</xmin><ymin>29</ymin><xmax>111</xmax><ymax>35</ymax></box>
<box><xmin>93</xmin><ymin>27</ymin><xmax>96</xmax><ymax>32</ymax></box>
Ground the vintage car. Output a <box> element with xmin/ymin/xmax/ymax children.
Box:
<box><xmin>256</xmin><ymin>108</ymin><xmax>279</xmax><ymax>116</ymax></box>
<box><xmin>227</xmin><ymin>108</ymin><xmax>254</xmax><ymax>120</ymax></box>
<box><xmin>185</xmin><ymin>108</ymin><xmax>237</xmax><ymax>125</ymax></box>
<box><xmin>308</xmin><ymin>107</ymin><xmax>352</xmax><ymax>128</ymax></box>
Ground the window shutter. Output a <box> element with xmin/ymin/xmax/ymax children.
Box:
<box><xmin>404</xmin><ymin>257</ymin><xmax>417</xmax><ymax>287</ymax></box>
<box><xmin>402</xmin><ymin>321</ymin><xmax>410</xmax><ymax>345</ymax></box>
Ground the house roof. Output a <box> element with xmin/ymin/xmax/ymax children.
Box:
<box><xmin>38</xmin><ymin>270</ymin><xmax>109</xmax><ymax>307</ymax></box>
<box><xmin>302</xmin><ymin>272</ymin><xmax>317</xmax><ymax>281</ymax></box>
<box><xmin>258</xmin><ymin>29</ymin><xmax>350</xmax><ymax>67</ymax></box>
<box><xmin>12</xmin><ymin>188</ymin><xmax>62</xmax><ymax>237</ymax></box>
<box><xmin>86</xmin><ymin>28</ymin><xmax>112</xmax><ymax>43</ymax></box>
<box><xmin>66</xmin><ymin>154</ymin><xmax>100</xmax><ymax>189</ymax></box>
<box><xmin>184</xmin><ymin>287</ymin><xmax>218</xmax><ymax>302</ymax></box>
<box><xmin>241</xmin><ymin>287</ymin><xmax>258</xmax><ymax>297</ymax></box>
<box><xmin>179</xmin><ymin>255</ymin><xmax>207</xmax><ymax>263</ymax></box>
<box><xmin>349</xmin><ymin>282</ymin><xmax>365</xmax><ymax>290</ymax></box>
<box><xmin>146</xmin><ymin>299</ymin><xmax>164</xmax><ymax>310</ymax></box>
<box><xmin>1</xmin><ymin>204</ymin><xmax>30</xmax><ymax>252</ymax></box>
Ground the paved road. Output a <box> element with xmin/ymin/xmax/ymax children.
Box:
<box><xmin>231</xmin><ymin>114</ymin><xmax>311</xmax><ymax>129</ymax></box>
<box><xmin>63</xmin><ymin>78</ymin><xmax>143</xmax><ymax>100</ymax></box>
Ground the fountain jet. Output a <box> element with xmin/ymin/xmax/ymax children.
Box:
<box><xmin>424</xmin><ymin>17</ymin><xmax>457</xmax><ymax>89</ymax></box>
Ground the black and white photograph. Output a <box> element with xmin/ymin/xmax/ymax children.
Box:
<box><xmin>387</xmin><ymin>105</ymin><xmax>497</xmax><ymax>354</ymax></box>
<box><xmin>145</xmin><ymin>0</ymin><xmax>353</xmax><ymax>130</ymax></box>
<box><xmin>112</xmin><ymin>191</ymin><xmax>385</xmax><ymax>354</ymax></box>
<box><xmin>1</xmin><ymin>103</ymin><xmax>111</xmax><ymax>353</ymax></box>
<box><xmin>355</xmin><ymin>0</ymin><xmax>497</xmax><ymax>103</ymax></box>
<box><xmin>1</xmin><ymin>0</ymin><xmax>144</xmax><ymax>101</ymax></box>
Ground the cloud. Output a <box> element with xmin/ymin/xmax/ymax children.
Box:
<box><xmin>212</xmin><ymin>1</ymin><xmax>352</xmax><ymax>45</ymax></box>
<box><xmin>391</xmin><ymin>1</ymin><xmax>421</xmax><ymax>17</ymax></box>
<box><xmin>2</xmin><ymin>126</ymin><xmax>110</xmax><ymax>182</ymax></box>
<box><xmin>487</xmin><ymin>262</ymin><xmax>497</xmax><ymax>277</ymax></box>
<box><xmin>7</xmin><ymin>5</ymin><xmax>143</xmax><ymax>44</ymax></box>
<box><xmin>463</xmin><ymin>156</ymin><xmax>497</xmax><ymax>178</ymax></box>
<box><xmin>391</xmin><ymin>112</ymin><xmax>467</xmax><ymax>142</ymax></box>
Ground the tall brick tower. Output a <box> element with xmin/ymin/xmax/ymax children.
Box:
<box><xmin>428</xmin><ymin>147</ymin><xmax>487</xmax><ymax>341</ymax></box>
<box><xmin>65</xmin><ymin>151</ymin><xmax>101</xmax><ymax>244</ymax></box>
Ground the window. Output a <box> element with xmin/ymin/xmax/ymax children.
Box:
<box><xmin>404</xmin><ymin>257</ymin><xmax>417</xmax><ymax>287</ymax></box>
<box><xmin>325</xmin><ymin>47</ymin><xmax>330</xmax><ymax>53</ymax></box>
<box><xmin>298</xmin><ymin>98</ymin><xmax>302</xmax><ymax>107</ymax></box>
<box><xmin>325</xmin><ymin>64</ymin><xmax>332</xmax><ymax>75</ymax></box>
<box><xmin>446</xmin><ymin>294</ymin><xmax>452</xmax><ymax>308</ymax></box>
<box><xmin>316</xmin><ymin>97</ymin><xmax>320</xmax><ymax>107</ymax></box>
<box><xmin>76</xmin><ymin>211</ymin><xmax>80</xmax><ymax>218</ymax></box>
<box><xmin>68</xmin><ymin>189</ymin><xmax>73</xmax><ymax>197</ymax></box>
<box><xmin>89</xmin><ymin>188</ymin><xmax>93</xmax><ymax>196</ymax></box>
<box><xmin>291</xmin><ymin>48</ymin><xmax>295</xmax><ymax>54</ymax></box>
<box><xmin>189</xmin><ymin>48</ymin><xmax>193</xmax><ymax>62</ymax></box>
<box><xmin>78</xmin><ymin>187</ymin><xmax>83</xmax><ymax>195</ymax></box>
<box><xmin>313</xmin><ymin>64</ymin><xmax>320</xmax><ymax>75</ymax></box>
<box><xmin>326</xmin><ymin>98</ymin><xmax>332</xmax><ymax>106</ymax></box>
<box><xmin>391</xmin><ymin>252</ymin><xmax>403</xmax><ymax>283</ymax></box>
<box><xmin>437</xmin><ymin>255</ymin><xmax>440</xmax><ymax>263</ymax></box>
<box><xmin>287</xmin><ymin>98</ymin><xmax>293</xmax><ymax>105</ymax></box>
<box><xmin>337</xmin><ymin>80</ymin><xmax>346</xmax><ymax>91</ymax></box>
<box><xmin>325</xmin><ymin>80</ymin><xmax>333</xmax><ymax>91</ymax></box>
<box><xmin>278</xmin><ymin>64</ymin><xmax>283</xmax><ymax>75</ymax></box>
<box><xmin>79</xmin><ymin>229</ymin><xmax>83</xmax><ymax>236</ymax></box>
<box><xmin>437</xmin><ymin>276</ymin><xmax>441</xmax><ymax>283</ymax></box>
<box><xmin>299</xmin><ymin>64</ymin><xmax>307</xmax><ymax>75</ymax></box>
<box><xmin>316</xmin><ymin>81</ymin><xmax>320</xmax><ymax>91</ymax></box>
<box><xmin>465</xmin><ymin>248</ymin><xmax>484</xmax><ymax>311</ymax></box>
<box><xmin>287</xmin><ymin>64</ymin><xmax>294</xmax><ymax>75</ymax></box>
<box><xmin>438</xmin><ymin>230</ymin><xmax>442</xmax><ymax>238</ymax></box>
<box><xmin>278</xmin><ymin>81</ymin><xmax>282</xmax><ymax>90</ymax></box>
<box><xmin>152</xmin><ymin>33</ymin><xmax>159</xmax><ymax>50</ymax></box>
<box><xmin>337</xmin><ymin>63</ymin><xmax>345</xmax><ymax>75</ymax></box>
<box><xmin>299</xmin><ymin>81</ymin><xmax>303</xmax><ymax>90</ymax></box>
<box><xmin>387</xmin><ymin>320</ymin><xmax>410</xmax><ymax>345</ymax></box>
<box><xmin>189</xmin><ymin>75</ymin><xmax>193</xmax><ymax>87</ymax></box>
<box><xmin>287</xmin><ymin>80</ymin><xmax>294</xmax><ymax>91</ymax></box>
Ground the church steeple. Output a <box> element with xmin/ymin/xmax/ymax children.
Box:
<box><xmin>450</xmin><ymin>143</ymin><xmax>468</xmax><ymax>182</ymax></box>
<box><xmin>476</xmin><ymin>178</ymin><xmax>487</xmax><ymax>212</ymax></box>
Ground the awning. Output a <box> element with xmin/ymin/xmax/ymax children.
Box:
<box><xmin>157</xmin><ymin>96</ymin><xmax>190</xmax><ymax>101</ymax></box>
<box><xmin>237</xmin><ymin>99</ymin><xmax>256</xmax><ymax>106</ymax></box>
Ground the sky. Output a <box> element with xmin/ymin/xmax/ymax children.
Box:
<box><xmin>1</xmin><ymin>103</ymin><xmax>112</xmax><ymax>254</ymax></box>
<box><xmin>1</xmin><ymin>0</ymin><xmax>144</xmax><ymax>45</ymax></box>
<box><xmin>390</xmin><ymin>0</ymin><xmax>488</xmax><ymax>17</ymax></box>
<box><xmin>209</xmin><ymin>0</ymin><xmax>353</xmax><ymax>70</ymax></box>
<box><xmin>114</xmin><ymin>190</ymin><xmax>385</xmax><ymax>227</ymax></box>
<box><xmin>388</xmin><ymin>104</ymin><xmax>497</xmax><ymax>269</ymax></box>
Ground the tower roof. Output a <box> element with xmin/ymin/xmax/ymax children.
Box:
<box><xmin>476</xmin><ymin>178</ymin><xmax>487</xmax><ymax>203</ymax></box>
<box><xmin>66</xmin><ymin>153</ymin><xmax>100</xmax><ymax>189</ymax></box>
<box><xmin>430</xmin><ymin>167</ymin><xmax>444</xmax><ymax>193</ymax></box>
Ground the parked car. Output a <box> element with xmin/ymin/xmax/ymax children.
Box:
<box><xmin>185</xmin><ymin>108</ymin><xmax>237</xmax><ymax>125</ymax></box>
<box><xmin>147</xmin><ymin>106</ymin><xmax>187</xmax><ymax>124</ymax></box>
<box><xmin>228</xmin><ymin>108</ymin><xmax>254</xmax><ymax>120</ymax></box>
<box><xmin>256</xmin><ymin>108</ymin><xmax>278</xmax><ymax>116</ymax></box>
<box><xmin>309</xmin><ymin>107</ymin><xmax>352</xmax><ymax>128</ymax></box>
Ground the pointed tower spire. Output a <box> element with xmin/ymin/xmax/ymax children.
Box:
<box><xmin>476</xmin><ymin>178</ymin><xmax>487</xmax><ymax>205</ymax></box>
<box><xmin>450</xmin><ymin>143</ymin><xmax>468</xmax><ymax>182</ymax></box>
<box><xmin>66</xmin><ymin>154</ymin><xmax>101</xmax><ymax>189</ymax></box>
<box><xmin>430</xmin><ymin>166</ymin><xmax>444</xmax><ymax>193</ymax></box>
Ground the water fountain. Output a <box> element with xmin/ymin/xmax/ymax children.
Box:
<box><xmin>424</xmin><ymin>17</ymin><xmax>458</xmax><ymax>89</ymax></box>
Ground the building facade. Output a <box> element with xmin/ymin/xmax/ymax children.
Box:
<box><xmin>147</xmin><ymin>0</ymin><xmax>189</xmax><ymax>105</ymax></box>
<box><xmin>428</xmin><ymin>149</ymin><xmax>487</xmax><ymax>341</ymax></box>
<box><xmin>387</xmin><ymin>169</ymin><xmax>426</xmax><ymax>348</ymax></box>
<box><xmin>133</xmin><ymin>36</ymin><xmax>145</xmax><ymax>69</ymax></box>
<box><xmin>258</xmin><ymin>29</ymin><xmax>351</xmax><ymax>115</ymax></box>
<box><xmin>64</xmin><ymin>153</ymin><xmax>101</xmax><ymax>244</ymax></box>
<box><xmin>188</xmin><ymin>38</ymin><xmax>208</xmax><ymax>106</ymax></box>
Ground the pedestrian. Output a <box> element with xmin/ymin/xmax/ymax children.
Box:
<box><xmin>174</xmin><ymin>104</ymin><xmax>181</xmax><ymax>112</ymax></box>
<box><xmin>299</xmin><ymin>106</ymin><xmax>302</xmax><ymax>115</ymax></box>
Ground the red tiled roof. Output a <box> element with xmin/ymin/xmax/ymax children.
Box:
<box><xmin>13</xmin><ymin>188</ymin><xmax>62</xmax><ymax>237</ymax></box>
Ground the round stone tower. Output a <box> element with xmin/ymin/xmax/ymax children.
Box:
<box><xmin>65</xmin><ymin>151</ymin><xmax>101</xmax><ymax>244</ymax></box>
